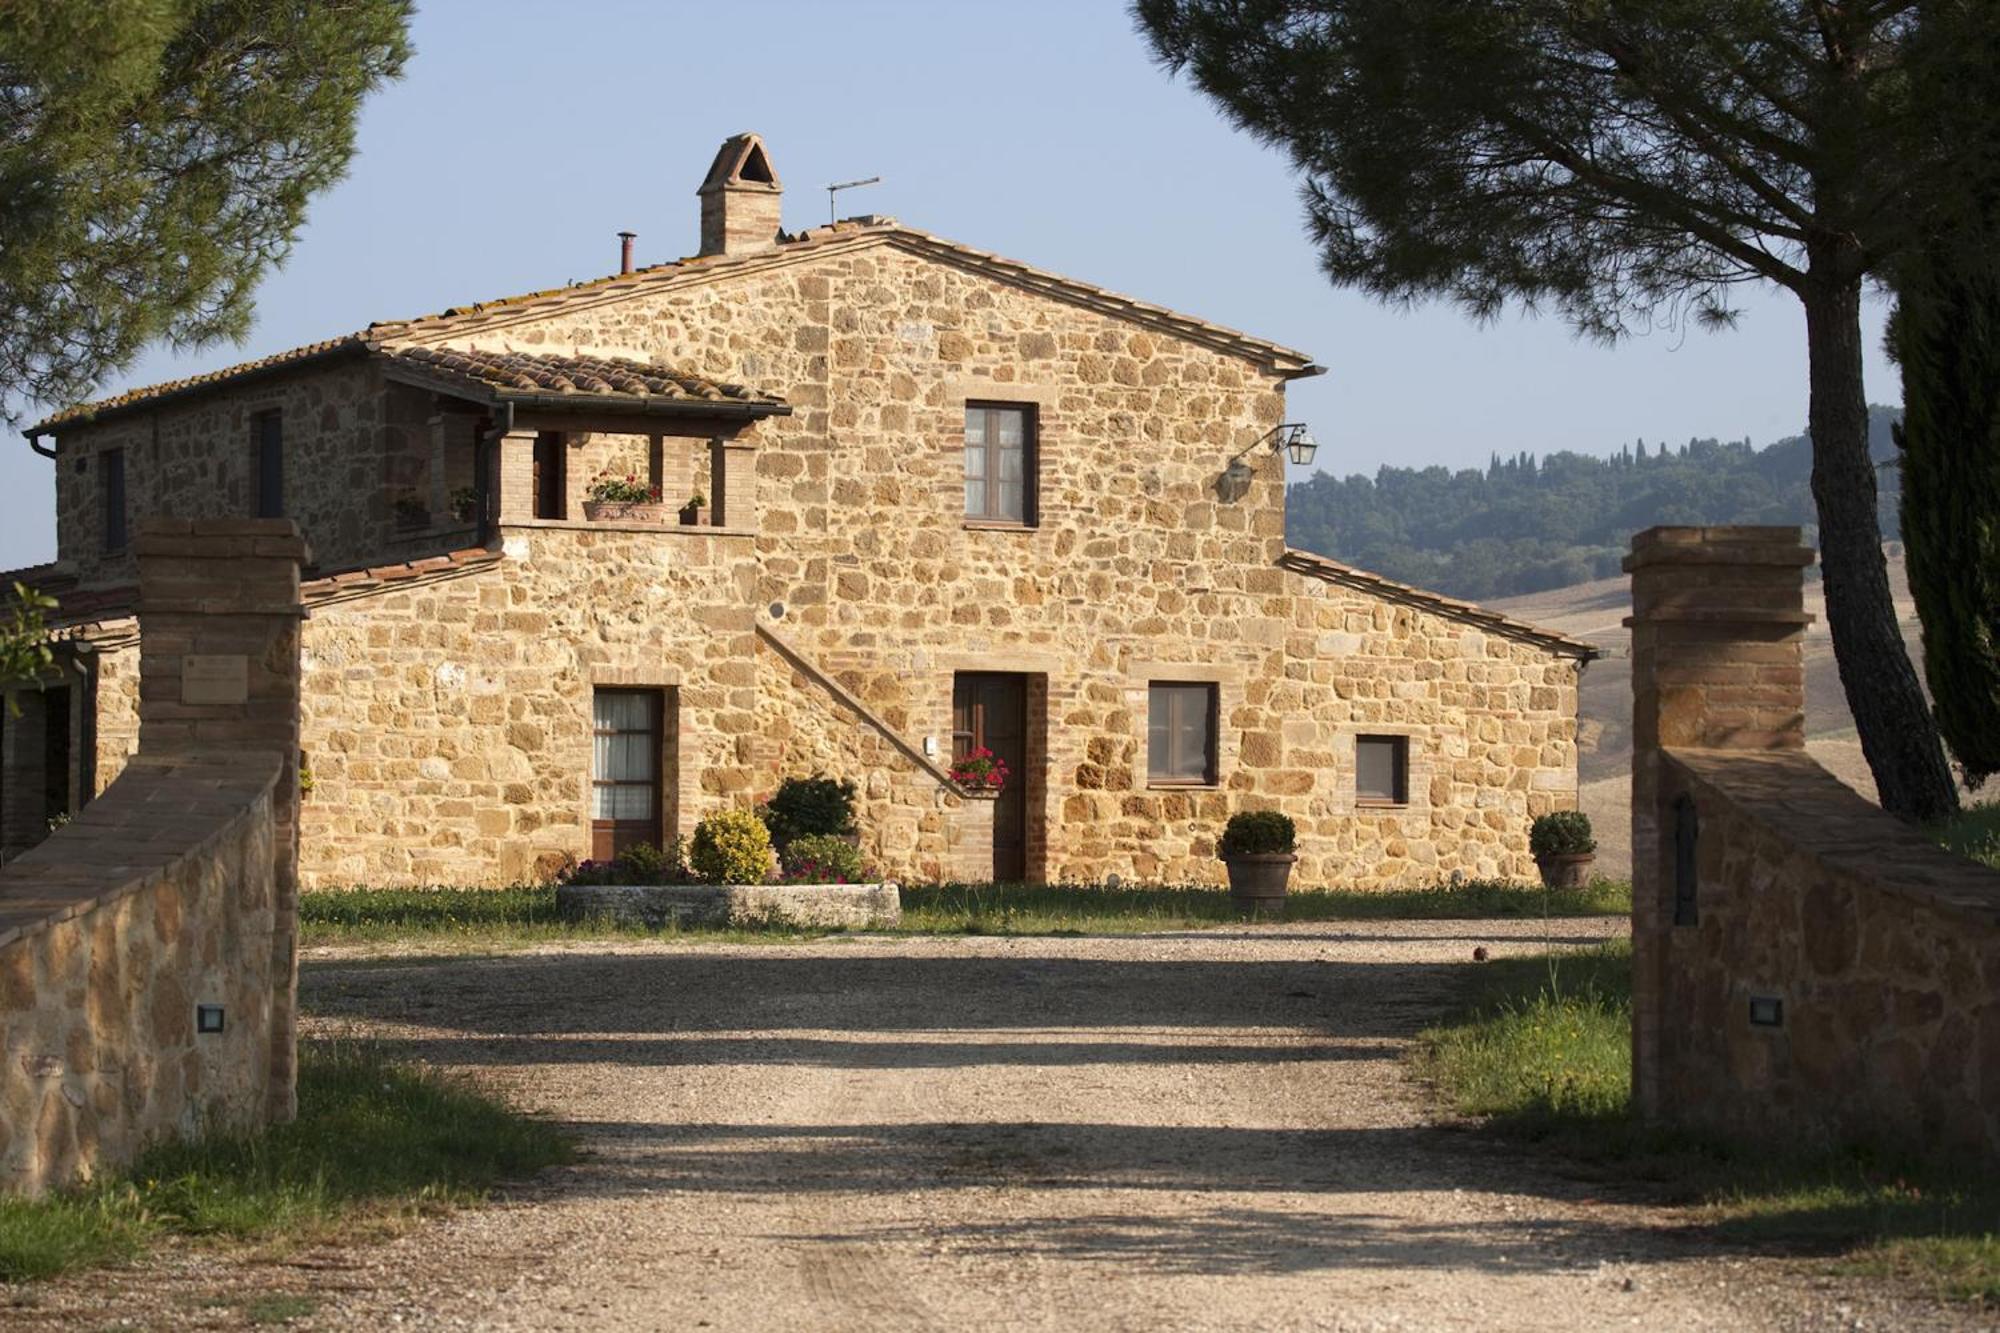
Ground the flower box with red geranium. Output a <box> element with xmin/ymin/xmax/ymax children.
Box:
<box><xmin>582</xmin><ymin>471</ymin><xmax>666</xmax><ymax>523</ymax></box>
<box><xmin>950</xmin><ymin>746</ymin><xmax>1009</xmax><ymax>793</ymax></box>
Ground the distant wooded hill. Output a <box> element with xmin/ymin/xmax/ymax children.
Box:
<box><xmin>1284</xmin><ymin>405</ymin><xmax>1902</xmax><ymax>601</ymax></box>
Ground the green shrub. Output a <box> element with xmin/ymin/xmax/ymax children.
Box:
<box><xmin>688</xmin><ymin>809</ymin><xmax>774</xmax><ymax>884</ymax></box>
<box><xmin>1215</xmin><ymin>809</ymin><xmax>1296</xmax><ymax>859</ymax></box>
<box><xmin>758</xmin><ymin>774</ymin><xmax>858</xmax><ymax>848</ymax></box>
<box><xmin>779</xmin><ymin>833</ymin><xmax>866</xmax><ymax>883</ymax></box>
<box><xmin>1530</xmin><ymin>811</ymin><xmax>1596</xmax><ymax>858</ymax></box>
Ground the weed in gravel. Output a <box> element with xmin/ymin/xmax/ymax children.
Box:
<box><xmin>242</xmin><ymin>1292</ymin><xmax>319</xmax><ymax>1324</ymax></box>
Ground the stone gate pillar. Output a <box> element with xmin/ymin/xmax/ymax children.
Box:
<box><xmin>134</xmin><ymin>518</ymin><xmax>309</xmax><ymax>1121</ymax></box>
<box><xmin>1624</xmin><ymin>525</ymin><xmax>1813</xmax><ymax>1119</ymax></box>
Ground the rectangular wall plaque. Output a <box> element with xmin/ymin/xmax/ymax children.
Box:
<box><xmin>182</xmin><ymin>654</ymin><xmax>248</xmax><ymax>706</ymax></box>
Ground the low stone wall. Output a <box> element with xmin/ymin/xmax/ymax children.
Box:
<box><xmin>556</xmin><ymin>881</ymin><xmax>901</xmax><ymax>930</ymax></box>
<box><xmin>0</xmin><ymin>754</ymin><xmax>281</xmax><ymax>1195</ymax></box>
<box><xmin>1652</xmin><ymin>748</ymin><xmax>2000</xmax><ymax>1154</ymax></box>
<box><xmin>1628</xmin><ymin>525</ymin><xmax>2000</xmax><ymax>1158</ymax></box>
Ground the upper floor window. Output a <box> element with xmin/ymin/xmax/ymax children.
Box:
<box><xmin>964</xmin><ymin>402</ymin><xmax>1036</xmax><ymax>525</ymax></box>
<box><xmin>252</xmin><ymin>409</ymin><xmax>284</xmax><ymax>518</ymax></box>
<box><xmin>1356</xmin><ymin>734</ymin><xmax>1410</xmax><ymax>806</ymax></box>
<box><xmin>1148</xmin><ymin>682</ymin><xmax>1218</xmax><ymax>786</ymax></box>
<box><xmin>100</xmin><ymin>448</ymin><xmax>127</xmax><ymax>553</ymax></box>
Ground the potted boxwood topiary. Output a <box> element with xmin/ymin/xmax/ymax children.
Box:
<box><xmin>1216</xmin><ymin>809</ymin><xmax>1297</xmax><ymax>911</ymax></box>
<box><xmin>1530</xmin><ymin>811</ymin><xmax>1597</xmax><ymax>889</ymax></box>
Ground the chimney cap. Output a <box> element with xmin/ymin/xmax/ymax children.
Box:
<box><xmin>699</xmin><ymin>132</ymin><xmax>781</xmax><ymax>195</ymax></box>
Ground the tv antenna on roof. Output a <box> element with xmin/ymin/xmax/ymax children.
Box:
<box><xmin>825</xmin><ymin>176</ymin><xmax>881</xmax><ymax>224</ymax></box>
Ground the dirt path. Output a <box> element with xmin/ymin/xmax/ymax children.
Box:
<box><xmin>13</xmin><ymin>919</ymin><xmax>1978</xmax><ymax>1330</ymax></box>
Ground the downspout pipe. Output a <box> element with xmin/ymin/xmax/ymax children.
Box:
<box><xmin>24</xmin><ymin>427</ymin><xmax>56</xmax><ymax>460</ymax></box>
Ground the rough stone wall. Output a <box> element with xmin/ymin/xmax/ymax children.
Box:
<box><xmin>427</xmin><ymin>236</ymin><xmax>1579</xmax><ymax>887</ymax></box>
<box><xmin>296</xmin><ymin>526</ymin><xmax>759</xmax><ymax>887</ymax></box>
<box><xmin>1629</xmin><ymin>525</ymin><xmax>2000</xmax><ymax>1157</ymax></box>
<box><xmin>0</xmin><ymin>517</ymin><xmax>305</xmax><ymax>1195</ymax></box>
<box><xmin>0</xmin><ymin>756</ymin><xmax>280</xmax><ymax>1195</ymax></box>
<box><xmin>754</xmin><ymin>623</ymin><xmax>992</xmax><ymax>882</ymax></box>
<box><xmin>1655</xmin><ymin>749</ymin><xmax>2000</xmax><ymax>1155</ymax></box>
<box><xmin>51</xmin><ymin>361</ymin><xmax>453</xmax><ymax>586</ymax></box>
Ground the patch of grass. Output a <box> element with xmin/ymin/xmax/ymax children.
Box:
<box><xmin>1415</xmin><ymin>943</ymin><xmax>1632</xmax><ymax>1126</ymax></box>
<box><xmin>0</xmin><ymin>1042</ymin><xmax>571</xmax><ymax>1284</ymax></box>
<box><xmin>1934</xmin><ymin>800</ymin><xmax>2000</xmax><ymax>871</ymax></box>
<box><xmin>242</xmin><ymin>1293</ymin><xmax>318</xmax><ymax>1324</ymax></box>
<box><xmin>302</xmin><ymin>878</ymin><xmax>1631</xmax><ymax>945</ymax></box>
<box><xmin>1416</xmin><ymin>943</ymin><xmax>2000</xmax><ymax>1303</ymax></box>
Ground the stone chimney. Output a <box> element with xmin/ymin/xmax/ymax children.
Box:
<box><xmin>698</xmin><ymin>133</ymin><xmax>783</xmax><ymax>258</ymax></box>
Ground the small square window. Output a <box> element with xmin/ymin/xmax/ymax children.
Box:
<box><xmin>964</xmin><ymin>402</ymin><xmax>1037</xmax><ymax>525</ymax></box>
<box><xmin>1355</xmin><ymin>735</ymin><xmax>1409</xmax><ymax>806</ymax></box>
<box><xmin>1148</xmin><ymin>682</ymin><xmax>1218</xmax><ymax>785</ymax></box>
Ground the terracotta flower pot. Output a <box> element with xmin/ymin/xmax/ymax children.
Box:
<box><xmin>583</xmin><ymin>500</ymin><xmax>667</xmax><ymax>524</ymax></box>
<box><xmin>1224</xmin><ymin>852</ymin><xmax>1295</xmax><ymax>913</ymax></box>
<box><xmin>1537</xmin><ymin>852</ymin><xmax>1596</xmax><ymax>890</ymax></box>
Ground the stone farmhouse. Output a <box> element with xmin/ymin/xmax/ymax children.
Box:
<box><xmin>1</xmin><ymin>135</ymin><xmax>1594</xmax><ymax>889</ymax></box>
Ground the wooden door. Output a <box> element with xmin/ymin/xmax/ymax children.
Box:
<box><xmin>952</xmin><ymin>673</ymin><xmax>1027</xmax><ymax>882</ymax></box>
<box><xmin>591</xmin><ymin>689</ymin><xmax>662</xmax><ymax>861</ymax></box>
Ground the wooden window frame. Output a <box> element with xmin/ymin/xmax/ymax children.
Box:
<box><xmin>252</xmin><ymin>409</ymin><xmax>284</xmax><ymax>519</ymax></box>
<box><xmin>963</xmin><ymin>401</ymin><xmax>1038</xmax><ymax>527</ymax></box>
<box><xmin>1354</xmin><ymin>734</ymin><xmax>1410</xmax><ymax>808</ymax></box>
<box><xmin>590</xmin><ymin>688</ymin><xmax>664</xmax><ymax>861</ymax></box>
<box><xmin>1147</xmin><ymin>681</ymin><xmax>1219</xmax><ymax>787</ymax></box>
<box><xmin>100</xmin><ymin>447</ymin><xmax>127</xmax><ymax>553</ymax></box>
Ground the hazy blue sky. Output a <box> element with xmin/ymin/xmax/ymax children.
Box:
<box><xmin>0</xmin><ymin>0</ymin><xmax>1899</xmax><ymax>571</ymax></box>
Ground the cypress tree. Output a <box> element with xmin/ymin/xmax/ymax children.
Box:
<box><xmin>1891</xmin><ymin>258</ymin><xmax>2000</xmax><ymax>787</ymax></box>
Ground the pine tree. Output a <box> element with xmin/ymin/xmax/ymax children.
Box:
<box><xmin>1135</xmin><ymin>0</ymin><xmax>1974</xmax><ymax>819</ymax></box>
<box><xmin>1</xmin><ymin>1</ymin><xmax>413</xmax><ymax>419</ymax></box>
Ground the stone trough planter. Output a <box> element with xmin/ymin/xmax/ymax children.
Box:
<box><xmin>555</xmin><ymin>881</ymin><xmax>901</xmax><ymax>930</ymax></box>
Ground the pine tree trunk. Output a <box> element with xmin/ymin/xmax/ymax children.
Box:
<box><xmin>1803</xmin><ymin>273</ymin><xmax>1959</xmax><ymax>821</ymax></box>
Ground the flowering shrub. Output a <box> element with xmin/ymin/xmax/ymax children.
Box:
<box><xmin>950</xmin><ymin>746</ymin><xmax>1009</xmax><ymax>791</ymax></box>
<box><xmin>777</xmin><ymin>833</ymin><xmax>866</xmax><ymax>884</ymax></box>
<box><xmin>565</xmin><ymin>837</ymin><xmax>688</xmax><ymax>885</ymax></box>
<box><xmin>688</xmin><ymin>808</ymin><xmax>774</xmax><ymax>884</ymax></box>
<box><xmin>586</xmin><ymin>472</ymin><xmax>661</xmax><ymax>504</ymax></box>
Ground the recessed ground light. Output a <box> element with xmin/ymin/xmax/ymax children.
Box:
<box><xmin>196</xmin><ymin>1004</ymin><xmax>225</xmax><ymax>1035</ymax></box>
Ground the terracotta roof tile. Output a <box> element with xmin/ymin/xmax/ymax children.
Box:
<box><xmin>372</xmin><ymin>221</ymin><xmax>1318</xmax><ymax>372</ymax></box>
<box><xmin>384</xmin><ymin>346</ymin><xmax>780</xmax><ymax>407</ymax></box>
<box><xmin>1278</xmin><ymin>548</ymin><xmax>1599</xmax><ymax>659</ymax></box>
<box><xmin>26</xmin><ymin>337</ymin><xmax>372</xmax><ymax>435</ymax></box>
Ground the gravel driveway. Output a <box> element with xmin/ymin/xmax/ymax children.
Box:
<box><xmin>13</xmin><ymin>918</ymin><xmax>1979</xmax><ymax>1330</ymax></box>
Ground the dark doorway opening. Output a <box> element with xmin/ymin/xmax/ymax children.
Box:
<box><xmin>42</xmin><ymin>685</ymin><xmax>70</xmax><ymax>828</ymax></box>
<box><xmin>953</xmin><ymin>672</ymin><xmax>1029</xmax><ymax>882</ymax></box>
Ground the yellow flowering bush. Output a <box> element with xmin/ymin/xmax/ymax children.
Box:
<box><xmin>688</xmin><ymin>808</ymin><xmax>773</xmax><ymax>884</ymax></box>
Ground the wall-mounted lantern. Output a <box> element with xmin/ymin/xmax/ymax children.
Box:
<box><xmin>1272</xmin><ymin>422</ymin><xmax>1319</xmax><ymax>467</ymax></box>
<box><xmin>1217</xmin><ymin>421</ymin><xmax>1320</xmax><ymax>502</ymax></box>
